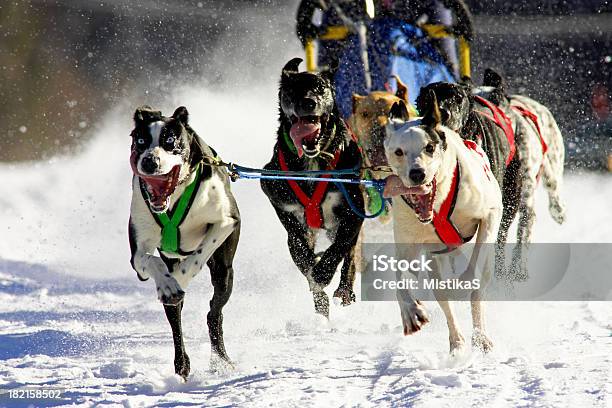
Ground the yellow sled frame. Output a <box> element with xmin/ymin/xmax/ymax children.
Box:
<box><xmin>305</xmin><ymin>24</ymin><xmax>471</xmax><ymax>79</ymax></box>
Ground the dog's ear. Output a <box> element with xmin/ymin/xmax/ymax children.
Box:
<box><xmin>324</xmin><ymin>58</ymin><xmax>339</xmax><ymax>76</ymax></box>
<box><xmin>415</xmin><ymin>85</ymin><xmax>433</xmax><ymax>117</ymax></box>
<box><xmin>172</xmin><ymin>106</ymin><xmax>189</xmax><ymax>125</ymax></box>
<box><xmin>282</xmin><ymin>57</ymin><xmax>302</xmax><ymax>78</ymax></box>
<box><xmin>483</xmin><ymin>68</ymin><xmax>506</xmax><ymax>93</ymax></box>
<box><xmin>352</xmin><ymin>94</ymin><xmax>365</xmax><ymax>115</ymax></box>
<box><xmin>393</xmin><ymin>75</ymin><xmax>409</xmax><ymax>103</ymax></box>
<box><xmin>421</xmin><ymin>90</ymin><xmax>442</xmax><ymax>128</ymax></box>
<box><xmin>459</xmin><ymin>75</ymin><xmax>474</xmax><ymax>91</ymax></box>
<box><xmin>134</xmin><ymin>106</ymin><xmax>162</xmax><ymax>124</ymax></box>
<box><xmin>320</xmin><ymin>68</ymin><xmax>335</xmax><ymax>85</ymax></box>
<box><xmin>389</xmin><ymin>101</ymin><xmax>409</xmax><ymax>123</ymax></box>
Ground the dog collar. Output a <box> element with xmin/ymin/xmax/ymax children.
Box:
<box><xmin>142</xmin><ymin>162</ymin><xmax>203</xmax><ymax>255</ymax></box>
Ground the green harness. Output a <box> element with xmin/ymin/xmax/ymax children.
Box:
<box><xmin>150</xmin><ymin>163</ymin><xmax>202</xmax><ymax>254</ymax></box>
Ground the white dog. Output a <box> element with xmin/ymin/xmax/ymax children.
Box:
<box><xmin>382</xmin><ymin>92</ymin><xmax>503</xmax><ymax>352</ymax></box>
<box><xmin>475</xmin><ymin>68</ymin><xmax>566</xmax><ymax>280</ymax></box>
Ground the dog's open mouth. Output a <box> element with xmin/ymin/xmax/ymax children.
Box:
<box><xmin>383</xmin><ymin>175</ymin><xmax>436</xmax><ymax>223</ymax></box>
<box><xmin>403</xmin><ymin>181</ymin><xmax>436</xmax><ymax>223</ymax></box>
<box><xmin>289</xmin><ymin>115</ymin><xmax>324</xmax><ymax>158</ymax></box>
<box><xmin>138</xmin><ymin>165</ymin><xmax>181</xmax><ymax>213</ymax></box>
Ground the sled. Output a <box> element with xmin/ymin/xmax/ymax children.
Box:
<box><xmin>305</xmin><ymin>18</ymin><xmax>470</xmax><ymax>118</ymax></box>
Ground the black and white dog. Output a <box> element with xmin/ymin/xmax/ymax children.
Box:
<box><xmin>260</xmin><ymin>58</ymin><xmax>364</xmax><ymax>317</ymax></box>
<box><xmin>128</xmin><ymin>106</ymin><xmax>240</xmax><ymax>379</ymax></box>
<box><xmin>416</xmin><ymin>81</ymin><xmax>521</xmax><ymax>279</ymax></box>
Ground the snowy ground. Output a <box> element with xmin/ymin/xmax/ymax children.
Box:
<box><xmin>1</xmin><ymin>56</ymin><xmax>611</xmax><ymax>408</ymax></box>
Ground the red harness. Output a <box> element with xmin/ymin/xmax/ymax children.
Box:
<box><xmin>432</xmin><ymin>161</ymin><xmax>466</xmax><ymax>248</ymax></box>
<box><xmin>511</xmin><ymin>105</ymin><xmax>548</xmax><ymax>155</ymax></box>
<box><xmin>474</xmin><ymin>95</ymin><xmax>516</xmax><ymax>166</ymax></box>
<box><xmin>401</xmin><ymin>160</ymin><xmax>472</xmax><ymax>251</ymax></box>
<box><xmin>277</xmin><ymin>148</ymin><xmax>341</xmax><ymax>229</ymax></box>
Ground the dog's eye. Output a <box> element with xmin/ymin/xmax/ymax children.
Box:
<box><xmin>394</xmin><ymin>148</ymin><xmax>404</xmax><ymax>157</ymax></box>
<box><xmin>425</xmin><ymin>144</ymin><xmax>435</xmax><ymax>154</ymax></box>
<box><xmin>361</xmin><ymin>112</ymin><xmax>370</xmax><ymax>118</ymax></box>
<box><xmin>137</xmin><ymin>138</ymin><xmax>145</xmax><ymax>144</ymax></box>
<box><xmin>166</xmin><ymin>136</ymin><xmax>175</xmax><ymax>144</ymax></box>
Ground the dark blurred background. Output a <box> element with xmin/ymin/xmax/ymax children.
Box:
<box><xmin>1</xmin><ymin>0</ymin><xmax>610</xmax><ymax>168</ymax></box>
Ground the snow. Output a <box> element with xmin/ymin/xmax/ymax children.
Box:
<box><xmin>1</xmin><ymin>56</ymin><xmax>611</xmax><ymax>408</ymax></box>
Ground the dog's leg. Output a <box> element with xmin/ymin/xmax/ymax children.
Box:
<box><xmin>206</xmin><ymin>225</ymin><xmax>239</xmax><ymax>370</ymax></box>
<box><xmin>310</xmin><ymin>217</ymin><xmax>362</xmax><ymax>288</ymax></box>
<box><xmin>396</xmin><ymin>287</ymin><xmax>429</xmax><ymax>335</ymax></box>
<box><xmin>540</xmin><ymin>131</ymin><xmax>566</xmax><ymax>225</ymax></box>
<box><xmin>438</xmin><ymin>299</ymin><xmax>465</xmax><ymax>353</ymax></box>
<box><xmin>163</xmin><ymin>301</ymin><xmax>190</xmax><ymax>380</ymax></box>
<box><xmin>394</xmin><ymin>246</ymin><xmax>429</xmax><ymax>335</ymax></box>
<box><xmin>130</xmin><ymin>236</ymin><xmax>185</xmax><ymax>305</ymax></box>
<box><xmin>272</xmin><ymin>207</ymin><xmax>333</xmax><ymax>316</ymax></box>
<box><xmin>495</xmin><ymin>158</ymin><xmax>522</xmax><ymax>280</ymax></box>
<box><xmin>464</xmin><ymin>211</ymin><xmax>498</xmax><ymax>352</ymax></box>
<box><xmin>273</xmin><ymin>207</ymin><xmax>317</xmax><ymax>274</ymax></box>
<box><xmin>513</xmin><ymin>163</ymin><xmax>538</xmax><ymax>282</ymax></box>
<box><xmin>510</xmin><ymin>125</ymin><xmax>541</xmax><ymax>282</ymax></box>
<box><xmin>310</xmin><ymin>217</ymin><xmax>362</xmax><ymax>317</ymax></box>
<box><xmin>470</xmin><ymin>289</ymin><xmax>493</xmax><ymax>352</ymax></box>
<box><xmin>177</xmin><ymin>218</ymin><xmax>238</xmax><ymax>286</ymax></box>
<box><xmin>333</xmin><ymin>244</ymin><xmax>357</xmax><ymax>306</ymax></box>
<box><xmin>430</xmin><ymin>257</ymin><xmax>465</xmax><ymax>353</ymax></box>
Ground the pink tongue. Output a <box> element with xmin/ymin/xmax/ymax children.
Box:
<box><xmin>289</xmin><ymin>119</ymin><xmax>321</xmax><ymax>157</ymax></box>
<box><xmin>139</xmin><ymin>165</ymin><xmax>181</xmax><ymax>208</ymax></box>
<box><xmin>413</xmin><ymin>194</ymin><xmax>433</xmax><ymax>220</ymax></box>
<box><xmin>383</xmin><ymin>175</ymin><xmax>431</xmax><ymax>198</ymax></box>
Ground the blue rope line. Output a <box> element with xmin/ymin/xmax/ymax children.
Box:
<box><xmin>231</xmin><ymin>163</ymin><xmax>361</xmax><ymax>177</ymax></box>
<box><xmin>333</xmin><ymin>180</ymin><xmax>387</xmax><ymax>219</ymax></box>
<box><xmin>230</xmin><ymin>164</ymin><xmax>388</xmax><ymax>219</ymax></box>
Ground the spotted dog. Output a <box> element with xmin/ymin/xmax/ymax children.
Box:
<box><xmin>475</xmin><ymin>69</ymin><xmax>566</xmax><ymax>280</ymax></box>
<box><xmin>260</xmin><ymin>58</ymin><xmax>364</xmax><ymax>317</ymax></box>
<box><xmin>383</xmin><ymin>94</ymin><xmax>502</xmax><ymax>352</ymax></box>
<box><xmin>128</xmin><ymin>106</ymin><xmax>240</xmax><ymax>379</ymax></box>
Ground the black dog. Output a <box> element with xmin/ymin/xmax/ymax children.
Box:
<box><xmin>129</xmin><ymin>106</ymin><xmax>240</xmax><ymax>378</ymax></box>
<box><xmin>260</xmin><ymin>58</ymin><xmax>364</xmax><ymax>317</ymax></box>
<box><xmin>416</xmin><ymin>81</ymin><xmax>522</xmax><ymax>278</ymax></box>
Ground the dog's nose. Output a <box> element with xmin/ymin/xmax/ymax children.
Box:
<box><xmin>409</xmin><ymin>168</ymin><xmax>426</xmax><ymax>184</ymax></box>
<box><xmin>141</xmin><ymin>155</ymin><xmax>160</xmax><ymax>174</ymax></box>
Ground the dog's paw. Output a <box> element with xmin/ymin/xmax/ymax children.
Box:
<box><xmin>550</xmin><ymin>202</ymin><xmax>566</xmax><ymax>225</ymax></box>
<box><xmin>472</xmin><ymin>330</ymin><xmax>493</xmax><ymax>353</ymax></box>
<box><xmin>449</xmin><ymin>333</ymin><xmax>467</xmax><ymax>354</ymax></box>
<box><xmin>210</xmin><ymin>352</ymin><xmax>235</xmax><ymax>374</ymax></box>
<box><xmin>157</xmin><ymin>275</ymin><xmax>185</xmax><ymax>305</ymax></box>
<box><xmin>174</xmin><ymin>353</ymin><xmax>191</xmax><ymax>381</ymax></box>
<box><xmin>400</xmin><ymin>300</ymin><xmax>429</xmax><ymax>335</ymax></box>
<box><xmin>508</xmin><ymin>260</ymin><xmax>529</xmax><ymax>282</ymax></box>
<box><xmin>312</xmin><ymin>290</ymin><xmax>330</xmax><ymax>318</ymax></box>
<box><xmin>333</xmin><ymin>287</ymin><xmax>356</xmax><ymax>306</ymax></box>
